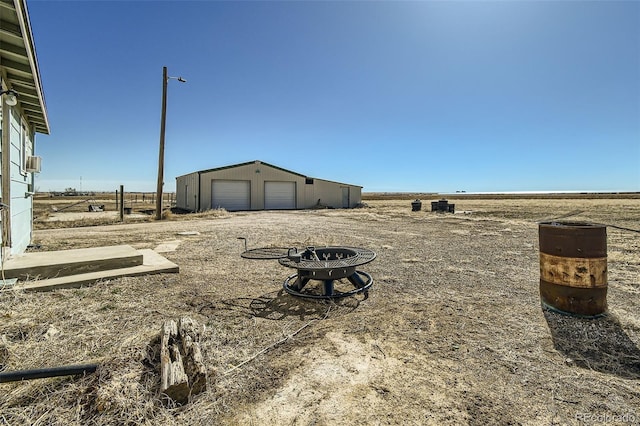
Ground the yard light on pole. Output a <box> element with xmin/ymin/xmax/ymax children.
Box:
<box><xmin>156</xmin><ymin>66</ymin><xmax>186</xmax><ymax>220</ymax></box>
<box><xmin>0</xmin><ymin>89</ymin><xmax>18</xmax><ymax>106</ymax></box>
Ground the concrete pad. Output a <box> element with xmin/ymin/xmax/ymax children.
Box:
<box><xmin>2</xmin><ymin>245</ymin><xmax>143</xmax><ymax>280</ymax></box>
<box><xmin>13</xmin><ymin>249</ymin><xmax>179</xmax><ymax>292</ymax></box>
<box><xmin>154</xmin><ymin>240</ymin><xmax>182</xmax><ymax>253</ymax></box>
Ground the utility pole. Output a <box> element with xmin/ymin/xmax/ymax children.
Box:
<box><xmin>155</xmin><ymin>66</ymin><xmax>169</xmax><ymax>220</ymax></box>
<box><xmin>155</xmin><ymin>66</ymin><xmax>186</xmax><ymax>220</ymax></box>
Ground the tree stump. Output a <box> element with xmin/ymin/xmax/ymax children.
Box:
<box><xmin>160</xmin><ymin>317</ymin><xmax>207</xmax><ymax>404</ymax></box>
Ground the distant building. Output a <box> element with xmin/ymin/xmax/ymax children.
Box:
<box><xmin>0</xmin><ymin>0</ymin><xmax>50</xmax><ymax>255</ymax></box>
<box><xmin>176</xmin><ymin>160</ymin><xmax>362</xmax><ymax>212</ymax></box>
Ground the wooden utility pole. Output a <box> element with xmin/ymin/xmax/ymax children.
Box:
<box><xmin>155</xmin><ymin>66</ymin><xmax>168</xmax><ymax>220</ymax></box>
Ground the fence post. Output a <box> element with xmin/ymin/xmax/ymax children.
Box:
<box><xmin>119</xmin><ymin>185</ymin><xmax>124</xmax><ymax>222</ymax></box>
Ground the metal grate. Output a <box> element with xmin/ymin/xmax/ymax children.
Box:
<box><xmin>279</xmin><ymin>247</ymin><xmax>376</xmax><ymax>270</ymax></box>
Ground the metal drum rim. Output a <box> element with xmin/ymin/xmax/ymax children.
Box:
<box><xmin>539</xmin><ymin>221</ymin><xmax>605</xmax><ymax>228</ymax></box>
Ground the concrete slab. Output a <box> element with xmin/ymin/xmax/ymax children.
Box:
<box><xmin>2</xmin><ymin>245</ymin><xmax>143</xmax><ymax>280</ymax></box>
<box><xmin>12</xmin><ymin>249</ymin><xmax>179</xmax><ymax>292</ymax></box>
<box><xmin>154</xmin><ymin>240</ymin><xmax>182</xmax><ymax>253</ymax></box>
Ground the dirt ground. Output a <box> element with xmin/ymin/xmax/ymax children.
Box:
<box><xmin>1</xmin><ymin>197</ymin><xmax>639</xmax><ymax>425</ymax></box>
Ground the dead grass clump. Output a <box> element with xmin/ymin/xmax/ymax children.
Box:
<box><xmin>0</xmin><ymin>283</ymin><xmax>180</xmax><ymax>425</ymax></box>
<box><xmin>34</xmin><ymin>217</ymin><xmax>119</xmax><ymax>230</ymax></box>
<box><xmin>33</xmin><ymin>210</ymin><xmax>50</xmax><ymax>222</ymax></box>
<box><xmin>161</xmin><ymin>208</ymin><xmax>229</xmax><ymax>221</ymax></box>
<box><xmin>160</xmin><ymin>209</ymin><xmax>174</xmax><ymax>220</ymax></box>
<box><xmin>89</xmin><ymin>351</ymin><xmax>172</xmax><ymax>423</ymax></box>
<box><xmin>40</xmin><ymin>217</ymin><xmax>155</xmax><ymax>230</ymax></box>
<box><xmin>191</xmin><ymin>208</ymin><xmax>230</xmax><ymax>220</ymax></box>
<box><xmin>0</xmin><ymin>348</ymin><xmax>175</xmax><ymax>425</ymax></box>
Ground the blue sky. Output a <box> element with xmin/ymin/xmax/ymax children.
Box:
<box><xmin>28</xmin><ymin>0</ymin><xmax>639</xmax><ymax>193</ymax></box>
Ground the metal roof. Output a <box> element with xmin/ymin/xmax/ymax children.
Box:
<box><xmin>0</xmin><ymin>0</ymin><xmax>49</xmax><ymax>134</ymax></box>
<box><xmin>179</xmin><ymin>160</ymin><xmax>363</xmax><ymax>188</ymax></box>
<box><xmin>194</xmin><ymin>160</ymin><xmax>307</xmax><ymax>178</ymax></box>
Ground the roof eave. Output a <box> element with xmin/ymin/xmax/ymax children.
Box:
<box><xmin>1</xmin><ymin>0</ymin><xmax>50</xmax><ymax>134</ymax></box>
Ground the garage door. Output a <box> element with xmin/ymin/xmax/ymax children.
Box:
<box><xmin>211</xmin><ymin>180</ymin><xmax>250</xmax><ymax>211</ymax></box>
<box><xmin>264</xmin><ymin>181</ymin><xmax>296</xmax><ymax>210</ymax></box>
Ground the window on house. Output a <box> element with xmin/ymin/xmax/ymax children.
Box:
<box><xmin>305</xmin><ymin>178</ymin><xmax>314</xmax><ymax>185</ymax></box>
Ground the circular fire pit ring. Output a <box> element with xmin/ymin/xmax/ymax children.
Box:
<box><xmin>279</xmin><ymin>246</ymin><xmax>376</xmax><ymax>299</ymax></box>
<box><xmin>283</xmin><ymin>270</ymin><xmax>373</xmax><ymax>299</ymax></box>
<box><xmin>240</xmin><ymin>244</ymin><xmax>376</xmax><ymax>300</ymax></box>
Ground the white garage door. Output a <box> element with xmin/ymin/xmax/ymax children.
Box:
<box><xmin>264</xmin><ymin>181</ymin><xmax>296</xmax><ymax>210</ymax></box>
<box><xmin>211</xmin><ymin>180</ymin><xmax>250</xmax><ymax>211</ymax></box>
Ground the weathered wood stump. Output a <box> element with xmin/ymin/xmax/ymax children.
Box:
<box><xmin>160</xmin><ymin>317</ymin><xmax>207</xmax><ymax>404</ymax></box>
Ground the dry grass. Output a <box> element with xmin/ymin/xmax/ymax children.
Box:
<box><xmin>1</xmin><ymin>195</ymin><xmax>639</xmax><ymax>425</ymax></box>
<box><xmin>33</xmin><ymin>191</ymin><xmax>229</xmax><ymax>230</ymax></box>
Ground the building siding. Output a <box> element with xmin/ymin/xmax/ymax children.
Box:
<box><xmin>1</xmin><ymin>103</ymin><xmax>36</xmax><ymax>254</ymax></box>
<box><xmin>176</xmin><ymin>161</ymin><xmax>362</xmax><ymax>212</ymax></box>
<box><xmin>175</xmin><ymin>172</ymin><xmax>200</xmax><ymax>212</ymax></box>
<box><xmin>310</xmin><ymin>179</ymin><xmax>362</xmax><ymax>209</ymax></box>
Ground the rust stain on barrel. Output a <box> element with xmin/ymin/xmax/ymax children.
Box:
<box><xmin>539</xmin><ymin>252</ymin><xmax>607</xmax><ymax>288</ymax></box>
<box><xmin>539</xmin><ymin>221</ymin><xmax>607</xmax><ymax>317</ymax></box>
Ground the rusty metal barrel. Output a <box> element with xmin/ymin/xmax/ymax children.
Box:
<box><xmin>539</xmin><ymin>221</ymin><xmax>607</xmax><ymax>317</ymax></box>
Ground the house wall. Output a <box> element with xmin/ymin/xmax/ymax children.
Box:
<box><xmin>0</xmin><ymin>102</ymin><xmax>4</xmax><ymax>250</ymax></box>
<box><xmin>175</xmin><ymin>172</ymin><xmax>200</xmax><ymax>212</ymax></box>
<box><xmin>0</xmin><ymin>0</ymin><xmax>49</xmax><ymax>257</ymax></box>
<box><xmin>9</xmin><ymin>108</ymin><xmax>34</xmax><ymax>254</ymax></box>
<box><xmin>0</xmin><ymin>104</ymin><xmax>34</xmax><ymax>254</ymax></box>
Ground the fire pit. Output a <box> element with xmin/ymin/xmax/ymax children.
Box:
<box><xmin>280</xmin><ymin>246</ymin><xmax>376</xmax><ymax>299</ymax></box>
<box><xmin>241</xmin><ymin>245</ymin><xmax>376</xmax><ymax>299</ymax></box>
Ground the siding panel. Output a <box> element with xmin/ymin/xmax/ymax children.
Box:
<box><xmin>176</xmin><ymin>173</ymin><xmax>199</xmax><ymax>212</ymax></box>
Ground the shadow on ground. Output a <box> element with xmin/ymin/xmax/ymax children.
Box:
<box><xmin>543</xmin><ymin>309</ymin><xmax>640</xmax><ymax>379</ymax></box>
<box><xmin>204</xmin><ymin>290</ymin><xmax>362</xmax><ymax>321</ymax></box>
